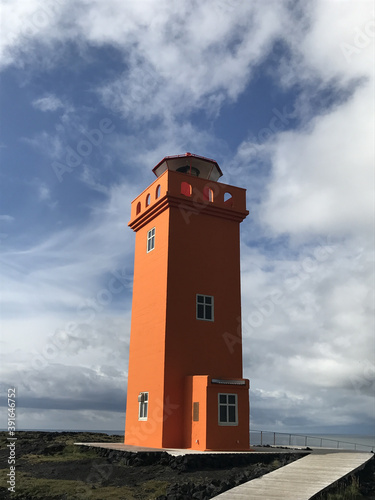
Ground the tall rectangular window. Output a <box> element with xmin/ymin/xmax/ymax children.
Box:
<box><xmin>218</xmin><ymin>393</ymin><xmax>238</xmax><ymax>426</ymax></box>
<box><xmin>196</xmin><ymin>294</ymin><xmax>214</xmax><ymax>321</ymax></box>
<box><xmin>147</xmin><ymin>227</ymin><xmax>155</xmax><ymax>253</ymax></box>
<box><xmin>193</xmin><ymin>402</ymin><xmax>199</xmax><ymax>422</ymax></box>
<box><xmin>138</xmin><ymin>392</ymin><xmax>148</xmax><ymax>420</ymax></box>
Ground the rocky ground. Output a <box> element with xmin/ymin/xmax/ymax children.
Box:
<box><xmin>0</xmin><ymin>431</ymin><xmax>373</xmax><ymax>499</ymax></box>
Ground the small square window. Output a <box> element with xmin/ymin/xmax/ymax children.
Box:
<box><xmin>196</xmin><ymin>294</ymin><xmax>214</xmax><ymax>321</ymax></box>
<box><xmin>218</xmin><ymin>393</ymin><xmax>238</xmax><ymax>426</ymax></box>
<box><xmin>147</xmin><ymin>227</ymin><xmax>155</xmax><ymax>253</ymax></box>
<box><xmin>138</xmin><ymin>392</ymin><xmax>148</xmax><ymax>421</ymax></box>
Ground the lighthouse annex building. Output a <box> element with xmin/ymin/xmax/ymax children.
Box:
<box><xmin>124</xmin><ymin>153</ymin><xmax>250</xmax><ymax>451</ymax></box>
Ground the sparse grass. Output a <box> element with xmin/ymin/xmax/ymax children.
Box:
<box><xmin>140</xmin><ymin>480</ymin><xmax>169</xmax><ymax>498</ymax></box>
<box><xmin>0</xmin><ymin>471</ymin><xmax>140</xmax><ymax>499</ymax></box>
<box><xmin>270</xmin><ymin>458</ymin><xmax>281</xmax><ymax>470</ymax></box>
<box><xmin>1</xmin><ymin>471</ymin><xmax>168</xmax><ymax>500</ymax></box>
<box><xmin>0</xmin><ymin>431</ymin><xmax>123</xmax><ymax>447</ymax></box>
<box><xmin>0</xmin><ymin>434</ymin><xmax>10</xmax><ymax>448</ymax></box>
<box><xmin>321</xmin><ymin>476</ymin><xmax>363</xmax><ymax>500</ymax></box>
<box><xmin>22</xmin><ymin>445</ymin><xmax>100</xmax><ymax>463</ymax></box>
<box><xmin>59</xmin><ymin>433</ymin><xmax>123</xmax><ymax>446</ymax></box>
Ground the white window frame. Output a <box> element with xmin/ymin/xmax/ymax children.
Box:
<box><xmin>147</xmin><ymin>227</ymin><xmax>155</xmax><ymax>253</ymax></box>
<box><xmin>218</xmin><ymin>393</ymin><xmax>238</xmax><ymax>426</ymax></box>
<box><xmin>138</xmin><ymin>392</ymin><xmax>149</xmax><ymax>421</ymax></box>
<box><xmin>196</xmin><ymin>294</ymin><xmax>214</xmax><ymax>321</ymax></box>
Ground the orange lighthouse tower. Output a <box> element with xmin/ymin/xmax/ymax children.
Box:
<box><xmin>124</xmin><ymin>153</ymin><xmax>250</xmax><ymax>451</ymax></box>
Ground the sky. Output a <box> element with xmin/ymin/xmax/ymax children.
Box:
<box><xmin>0</xmin><ymin>0</ymin><xmax>374</xmax><ymax>436</ymax></box>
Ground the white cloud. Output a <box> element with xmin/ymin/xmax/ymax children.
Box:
<box><xmin>0</xmin><ymin>182</ymin><xmax>136</xmax><ymax>323</ymax></box>
<box><xmin>259</xmin><ymin>81</ymin><xmax>374</xmax><ymax>238</ymax></box>
<box><xmin>79</xmin><ymin>165</ymin><xmax>110</xmax><ymax>195</ymax></box>
<box><xmin>0</xmin><ymin>182</ymin><xmax>135</xmax><ymax>430</ymax></box>
<box><xmin>1</xmin><ymin>0</ymin><xmax>290</xmax><ymax>120</ymax></box>
<box><xmin>95</xmin><ymin>1</ymin><xmax>290</xmax><ymax>120</ymax></box>
<box><xmin>0</xmin><ymin>214</ymin><xmax>14</xmax><ymax>222</ymax></box>
<box><xmin>0</xmin><ymin>0</ymin><xmax>67</xmax><ymax>68</ymax></box>
<box><xmin>32</xmin><ymin>94</ymin><xmax>64</xmax><ymax>112</ymax></box>
<box><xmin>37</xmin><ymin>182</ymin><xmax>51</xmax><ymax>201</ymax></box>
<box><xmin>231</xmin><ymin>1</ymin><xmax>374</xmax><ymax>242</ymax></box>
<box><xmin>237</xmin><ymin>5</ymin><xmax>374</xmax><ymax>432</ymax></box>
<box><xmin>21</xmin><ymin>131</ymin><xmax>65</xmax><ymax>159</ymax></box>
<box><xmin>294</xmin><ymin>1</ymin><xmax>374</xmax><ymax>84</ymax></box>
<box><xmin>240</xmin><ymin>233</ymin><xmax>374</xmax><ymax>429</ymax></box>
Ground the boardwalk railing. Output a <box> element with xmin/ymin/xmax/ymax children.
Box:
<box><xmin>250</xmin><ymin>430</ymin><xmax>374</xmax><ymax>452</ymax></box>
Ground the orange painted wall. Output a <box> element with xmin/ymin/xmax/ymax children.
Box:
<box><xmin>183</xmin><ymin>376</ymin><xmax>250</xmax><ymax>451</ymax></box>
<box><xmin>125</xmin><ymin>168</ymin><xmax>249</xmax><ymax>450</ymax></box>
<box><xmin>125</xmin><ymin>174</ymin><xmax>170</xmax><ymax>447</ymax></box>
<box><xmin>206</xmin><ymin>380</ymin><xmax>250</xmax><ymax>451</ymax></box>
<box><xmin>162</xmin><ymin>173</ymin><xmax>247</xmax><ymax>448</ymax></box>
<box><xmin>184</xmin><ymin>375</ymin><xmax>209</xmax><ymax>450</ymax></box>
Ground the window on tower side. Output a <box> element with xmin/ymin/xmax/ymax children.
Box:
<box><xmin>138</xmin><ymin>392</ymin><xmax>148</xmax><ymax>420</ymax></box>
<box><xmin>218</xmin><ymin>393</ymin><xmax>238</xmax><ymax>426</ymax></box>
<box><xmin>196</xmin><ymin>294</ymin><xmax>214</xmax><ymax>321</ymax></box>
<box><xmin>147</xmin><ymin>227</ymin><xmax>155</xmax><ymax>253</ymax></box>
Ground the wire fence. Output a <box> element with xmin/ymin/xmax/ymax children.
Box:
<box><xmin>250</xmin><ymin>430</ymin><xmax>374</xmax><ymax>452</ymax></box>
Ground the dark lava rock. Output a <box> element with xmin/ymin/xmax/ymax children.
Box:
<box><xmin>0</xmin><ymin>431</ymin><xmax>309</xmax><ymax>500</ymax></box>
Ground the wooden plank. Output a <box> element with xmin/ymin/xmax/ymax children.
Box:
<box><xmin>212</xmin><ymin>451</ymin><xmax>372</xmax><ymax>500</ymax></box>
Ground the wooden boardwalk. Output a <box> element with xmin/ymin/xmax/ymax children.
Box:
<box><xmin>212</xmin><ymin>450</ymin><xmax>373</xmax><ymax>499</ymax></box>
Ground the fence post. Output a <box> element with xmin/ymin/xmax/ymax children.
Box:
<box><xmin>260</xmin><ymin>431</ymin><xmax>263</xmax><ymax>446</ymax></box>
